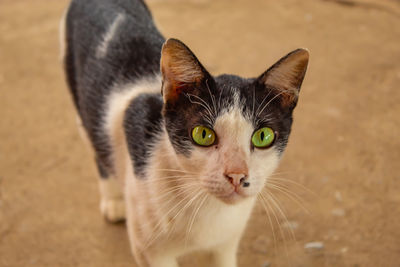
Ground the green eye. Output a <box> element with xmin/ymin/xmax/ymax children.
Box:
<box><xmin>192</xmin><ymin>126</ymin><xmax>216</xmax><ymax>147</ymax></box>
<box><xmin>252</xmin><ymin>127</ymin><xmax>275</xmax><ymax>148</ymax></box>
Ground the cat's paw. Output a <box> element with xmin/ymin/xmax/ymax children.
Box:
<box><xmin>99</xmin><ymin>177</ymin><xmax>125</xmax><ymax>222</ymax></box>
<box><xmin>100</xmin><ymin>198</ymin><xmax>126</xmax><ymax>223</ymax></box>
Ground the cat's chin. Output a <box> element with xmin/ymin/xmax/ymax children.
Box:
<box><xmin>217</xmin><ymin>191</ymin><xmax>248</xmax><ymax>205</ymax></box>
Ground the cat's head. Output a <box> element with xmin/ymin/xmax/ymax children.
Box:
<box><xmin>160</xmin><ymin>39</ymin><xmax>308</xmax><ymax>204</ymax></box>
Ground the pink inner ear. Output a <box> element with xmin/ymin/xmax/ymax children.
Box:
<box><xmin>262</xmin><ymin>49</ymin><xmax>309</xmax><ymax>107</ymax></box>
<box><xmin>161</xmin><ymin>39</ymin><xmax>206</xmax><ymax>102</ymax></box>
<box><xmin>173</xmin><ymin>82</ymin><xmax>187</xmax><ymax>97</ymax></box>
<box><xmin>162</xmin><ymin>77</ymin><xmax>192</xmax><ymax>102</ymax></box>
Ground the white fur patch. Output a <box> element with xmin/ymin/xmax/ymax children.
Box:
<box><xmin>105</xmin><ymin>75</ymin><xmax>161</xmax><ymax>179</ymax></box>
<box><xmin>104</xmin><ymin>75</ymin><xmax>162</xmax><ymax>143</ymax></box>
<box><xmin>214</xmin><ymin>106</ymin><xmax>253</xmax><ymax>150</ymax></box>
<box><xmin>188</xmin><ymin>196</ymin><xmax>256</xmax><ymax>248</ymax></box>
<box><xmin>96</xmin><ymin>13</ymin><xmax>125</xmax><ymax>58</ymax></box>
<box><xmin>182</xmin><ymin>103</ymin><xmax>280</xmax><ymax>203</ymax></box>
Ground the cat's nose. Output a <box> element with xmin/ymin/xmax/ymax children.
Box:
<box><xmin>224</xmin><ymin>173</ymin><xmax>247</xmax><ymax>186</ymax></box>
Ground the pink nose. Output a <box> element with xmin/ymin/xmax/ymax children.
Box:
<box><xmin>224</xmin><ymin>173</ymin><xmax>247</xmax><ymax>186</ymax></box>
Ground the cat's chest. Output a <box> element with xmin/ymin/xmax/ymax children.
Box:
<box><xmin>187</xmin><ymin>197</ymin><xmax>256</xmax><ymax>248</ymax></box>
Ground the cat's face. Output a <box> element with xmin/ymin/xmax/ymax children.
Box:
<box><xmin>161</xmin><ymin>39</ymin><xmax>308</xmax><ymax>204</ymax></box>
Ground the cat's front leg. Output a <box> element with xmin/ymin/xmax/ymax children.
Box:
<box><xmin>212</xmin><ymin>237</ymin><xmax>240</xmax><ymax>267</ymax></box>
<box><xmin>75</xmin><ymin>115</ymin><xmax>125</xmax><ymax>222</ymax></box>
<box><xmin>99</xmin><ymin>177</ymin><xmax>125</xmax><ymax>222</ymax></box>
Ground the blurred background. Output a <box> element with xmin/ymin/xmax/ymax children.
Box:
<box><xmin>1</xmin><ymin>0</ymin><xmax>399</xmax><ymax>266</ymax></box>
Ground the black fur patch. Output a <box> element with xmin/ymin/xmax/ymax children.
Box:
<box><xmin>124</xmin><ymin>94</ymin><xmax>164</xmax><ymax>178</ymax></box>
<box><xmin>163</xmin><ymin>73</ymin><xmax>295</xmax><ymax>156</ymax></box>
<box><xmin>64</xmin><ymin>0</ymin><xmax>165</xmax><ymax>178</ymax></box>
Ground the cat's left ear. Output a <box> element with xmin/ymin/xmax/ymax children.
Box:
<box><xmin>160</xmin><ymin>38</ymin><xmax>210</xmax><ymax>104</ymax></box>
<box><xmin>257</xmin><ymin>49</ymin><xmax>309</xmax><ymax>109</ymax></box>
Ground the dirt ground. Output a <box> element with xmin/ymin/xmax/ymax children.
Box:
<box><xmin>1</xmin><ymin>0</ymin><xmax>400</xmax><ymax>266</ymax></box>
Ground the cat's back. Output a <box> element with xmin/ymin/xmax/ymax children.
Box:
<box><xmin>64</xmin><ymin>0</ymin><xmax>165</xmax><ymax>108</ymax></box>
<box><xmin>63</xmin><ymin>0</ymin><xmax>165</xmax><ymax>175</ymax></box>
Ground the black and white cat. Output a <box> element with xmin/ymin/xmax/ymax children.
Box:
<box><xmin>61</xmin><ymin>0</ymin><xmax>308</xmax><ymax>266</ymax></box>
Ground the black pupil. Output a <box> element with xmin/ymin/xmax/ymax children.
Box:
<box><xmin>260</xmin><ymin>131</ymin><xmax>265</xmax><ymax>141</ymax></box>
<box><xmin>202</xmin><ymin>129</ymin><xmax>206</xmax><ymax>139</ymax></box>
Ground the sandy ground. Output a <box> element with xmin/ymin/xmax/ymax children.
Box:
<box><xmin>1</xmin><ymin>0</ymin><xmax>400</xmax><ymax>266</ymax></box>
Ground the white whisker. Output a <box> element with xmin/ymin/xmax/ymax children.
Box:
<box><xmin>205</xmin><ymin>79</ymin><xmax>217</xmax><ymax>116</ymax></box>
<box><xmin>265</xmin><ymin>182</ymin><xmax>310</xmax><ymax>214</ymax></box>
<box><xmin>257</xmin><ymin>91</ymin><xmax>285</xmax><ymax>117</ymax></box>
<box><xmin>150</xmin><ymin>182</ymin><xmax>200</xmax><ymax>202</ymax></box>
<box><xmin>265</xmin><ymin>191</ymin><xmax>296</xmax><ymax>243</ymax></box>
<box><xmin>255</xmin><ymin>88</ymin><xmax>273</xmax><ymax>116</ymax></box>
<box><xmin>185</xmin><ymin>193</ymin><xmax>208</xmax><ymax>245</ymax></box>
<box><xmin>268</xmin><ymin>177</ymin><xmax>317</xmax><ymax>196</ymax></box>
<box><xmin>143</xmin><ymin>189</ymin><xmax>203</xmax><ymax>249</ymax></box>
<box><xmin>257</xmin><ymin>194</ymin><xmax>278</xmax><ymax>253</ymax></box>
<box><xmin>151</xmin><ymin>168</ymin><xmax>198</xmax><ymax>175</ymax></box>
<box><xmin>185</xmin><ymin>93</ymin><xmax>216</xmax><ymax>120</ymax></box>
<box><xmin>260</xmin><ymin>192</ymin><xmax>290</xmax><ymax>261</ymax></box>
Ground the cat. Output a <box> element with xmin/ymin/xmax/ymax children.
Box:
<box><xmin>61</xmin><ymin>0</ymin><xmax>308</xmax><ymax>266</ymax></box>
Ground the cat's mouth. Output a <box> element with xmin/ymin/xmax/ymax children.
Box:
<box><xmin>218</xmin><ymin>189</ymin><xmax>247</xmax><ymax>204</ymax></box>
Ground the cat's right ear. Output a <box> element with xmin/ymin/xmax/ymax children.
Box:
<box><xmin>256</xmin><ymin>48</ymin><xmax>309</xmax><ymax>109</ymax></box>
<box><xmin>160</xmin><ymin>38</ymin><xmax>209</xmax><ymax>104</ymax></box>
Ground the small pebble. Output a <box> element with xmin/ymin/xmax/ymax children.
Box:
<box><xmin>341</xmin><ymin>247</ymin><xmax>348</xmax><ymax>253</ymax></box>
<box><xmin>262</xmin><ymin>262</ymin><xmax>271</xmax><ymax>267</ymax></box>
<box><xmin>331</xmin><ymin>208</ymin><xmax>345</xmax><ymax>216</ymax></box>
<box><xmin>304</xmin><ymin>241</ymin><xmax>324</xmax><ymax>251</ymax></box>
<box><xmin>321</xmin><ymin>176</ymin><xmax>330</xmax><ymax>183</ymax></box>
<box><xmin>304</xmin><ymin>13</ymin><xmax>313</xmax><ymax>22</ymax></box>
<box><xmin>334</xmin><ymin>191</ymin><xmax>343</xmax><ymax>202</ymax></box>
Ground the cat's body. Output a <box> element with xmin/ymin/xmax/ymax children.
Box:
<box><xmin>61</xmin><ymin>0</ymin><xmax>308</xmax><ymax>266</ymax></box>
